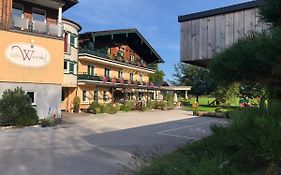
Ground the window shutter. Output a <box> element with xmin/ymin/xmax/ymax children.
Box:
<box><xmin>64</xmin><ymin>33</ymin><xmax>68</xmax><ymax>52</ymax></box>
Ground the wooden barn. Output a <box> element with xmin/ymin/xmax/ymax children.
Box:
<box><xmin>178</xmin><ymin>0</ymin><xmax>269</xmax><ymax>67</ymax></box>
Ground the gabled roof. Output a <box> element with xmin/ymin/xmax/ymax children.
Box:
<box><xmin>178</xmin><ymin>0</ymin><xmax>264</xmax><ymax>22</ymax></box>
<box><xmin>79</xmin><ymin>29</ymin><xmax>164</xmax><ymax>64</ymax></box>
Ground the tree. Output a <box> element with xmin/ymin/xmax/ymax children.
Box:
<box><xmin>172</xmin><ymin>63</ymin><xmax>215</xmax><ymax>102</ymax></box>
<box><xmin>0</xmin><ymin>87</ymin><xmax>38</xmax><ymax>126</ymax></box>
<box><xmin>209</xmin><ymin>0</ymin><xmax>281</xmax><ymax>101</ymax></box>
<box><xmin>149</xmin><ymin>64</ymin><xmax>165</xmax><ymax>85</ymax></box>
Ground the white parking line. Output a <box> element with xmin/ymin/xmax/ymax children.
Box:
<box><xmin>157</xmin><ymin>119</ymin><xmax>221</xmax><ymax>140</ymax></box>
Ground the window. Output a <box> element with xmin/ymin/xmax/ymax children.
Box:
<box><xmin>69</xmin><ymin>62</ymin><xmax>75</xmax><ymax>74</ymax></box>
<box><xmin>70</xmin><ymin>34</ymin><xmax>75</xmax><ymax>47</ymax></box>
<box><xmin>12</xmin><ymin>4</ymin><xmax>23</xmax><ymax>18</ymax></box>
<box><xmin>94</xmin><ymin>90</ymin><xmax>98</xmax><ymax>102</ymax></box>
<box><xmin>118</xmin><ymin>71</ymin><xmax>123</xmax><ymax>79</ymax></box>
<box><xmin>88</xmin><ymin>65</ymin><xmax>94</xmax><ymax>75</ymax></box>
<box><xmin>139</xmin><ymin>75</ymin><xmax>143</xmax><ymax>82</ymax></box>
<box><xmin>64</xmin><ymin>61</ymin><xmax>68</xmax><ymax>71</ymax></box>
<box><xmin>104</xmin><ymin>68</ymin><xmax>110</xmax><ymax>77</ymax></box>
<box><xmin>130</xmin><ymin>73</ymin><xmax>134</xmax><ymax>81</ymax></box>
<box><xmin>103</xmin><ymin>91</ymin><xmax>107</xmax><ymax>102</ymax></box>
<box><xmin>130</xmin><ymin>54</ymin><xmax>134</xmax><ymax>62</ymax></box>
<box><xmin>32</xmin><ymin>8</ymin><xmax>46</xmax><ymax>22</ymax></box>
<box><xmin>26</xmin><ymin>91</ymin><xmax>36</xmax><ymax>105</ymax></box>
<box><xmin>82</xmin><ymin>90</ymin><xmax>87</xmax><ymax>102</ymax></box>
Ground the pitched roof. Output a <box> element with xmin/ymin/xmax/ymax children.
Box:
<box><xmin>79</xmin><ymin>29</ymin><xmax>164</xmax><ymax>64</ymax></box>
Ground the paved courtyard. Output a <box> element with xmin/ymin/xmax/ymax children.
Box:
<box><xmin>0</xmin><ymin>110</ymin><xmax>227</xmax><ymax>175</ymax></box>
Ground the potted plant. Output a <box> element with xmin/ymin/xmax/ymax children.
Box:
<box><xmin>73</xmin><ymin>96</ymin><xmax>80</xmax><ymax>113</ymax></box>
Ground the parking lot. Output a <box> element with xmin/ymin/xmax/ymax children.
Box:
<box><xmin>0</xmin><ymin>110</ymin><xmax>227</xmax><ymax>175</ymax></box>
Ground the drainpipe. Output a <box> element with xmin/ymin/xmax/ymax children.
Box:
<box><xmin>58</xmin><ymin>6</ymin><xmax>62</xmax><ymax>37</ymax></box>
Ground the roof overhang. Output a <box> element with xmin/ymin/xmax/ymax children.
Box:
<box><xmin>178</xmin><ymin>0</ymin><xmax>264</xmax><ymax>22</ymax></box>
<box><xmin>79</xmin><ymin>29</ymin><xmax>164</xmax><ymax>64</ymax></box>
<box><xmin>22</xmin><ymin>0</ymin><xmax>78</xmax><ymax>12</ymax></box>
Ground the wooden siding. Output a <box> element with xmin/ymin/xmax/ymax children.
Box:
<box><xmin>180</xmin><ymin>7</ymin><xmax>268</xmax><ymax>63</ymax></box>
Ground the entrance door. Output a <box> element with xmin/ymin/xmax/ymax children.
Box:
<box><xmin>114</xmin><ymin>90</ymin><xmax>124</xmax><ymax>103</ymax></box>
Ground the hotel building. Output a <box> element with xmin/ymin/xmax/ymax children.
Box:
<box><xmin>0</xmin><ymin>0</ymin><xmax>78</xmax><ymax>118</ymax></box>
<box><xmin>77</xmin><ymin>29</ymin><xmax>164</xmax><ymax>110</ymax></box>
<box><xmin>0</xmin><ymin>1</ymin><xmax>173</xmax><ymax>116</ymax></box>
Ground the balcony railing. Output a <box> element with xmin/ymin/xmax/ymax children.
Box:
<box><xmin>79</xmin><ymin>48</ymin><xmax>156</xmax><ymax>71</ymax></box>
<box><xmin>10</xmin><ymin>16</ymin><xmax>63</xmax><ymax>37</ymax></box>
<box><xmin>78</xmin><ymin>73</ymin><xmax>155</xmax><ymax>88</ymax></box>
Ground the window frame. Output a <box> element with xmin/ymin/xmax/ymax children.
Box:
<box><xmin>69</xmin><ymin>62</ymin><xmax>75</xmax><ymax>74</ymax></box>
<box><xmin>118</xmin><ymin>71</ymin><xmax>123</xmax><ymax>79</ymax></box>
<box><xmin>82</xmin><ymin>90</ymin><xmax>88</xmax><ymax>103</ymax></box>
<box><xmin>104</xmin><ymin>68</ymin><xmax>111</xmax><ymax>78</ymax></box>
<box><xmin>87</xmin><ymin>65</ymin><xmax>95</xmax><ymax>76</ymax></box>
<box><xmin>26</xmin><ymin>91</ymin><xmax>36</xmax><ymax>106</ymax></box>
<box><xmin>32</xmin><ymin>8</ymin><xmax>46</xmax><ymax>22</ymax></box>
<box><xmin>130</xmin><ymin>73</ymin><xmax>134</xmax><ymax>81</ymax></box>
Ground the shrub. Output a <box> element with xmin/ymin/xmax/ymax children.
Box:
<box><xmin>120</xmin><ymin>104</ymin><xmax>130</xmax><ymax>112</ymax></box>
<box><xmin>100</xmin><ymin>104</ymin><xmax>106</xmax><ymax>113</ymax></box>
<box><xmin>136</xmin><ymin>105</ymin><xmax>148</xmax><ymax>111</ymax></box>
<box><xmin>73</xmin><ymin>96</ymin><xmax>80</xmax><ymax>113</ymax></box>
<box><xmin>147</xmin><ymin>101</ymin><xmax>157</xmax><ymax>109</ymax></box>
<box><xmin>0</xmin><ymin>87</ymin><xmax>38</xmax><ymax>126</ymax></box>
<box><xmin>89</xmin><ymin>102</ymin><xmax>101</xmax><ymax>114</ymax></box>
<box><xmin>167</xmin><ymin>100</ymin><xmax>176</xmax><ymax>110</ymax></box>
<box><xmin>40</xmin><ymin>118</ymin><xmax>56</xmax><ymax>127</ymax></box>
<box><xmin>125</xmin><ymin>100</ymin><xmax>136</xmax><ymax>110</ymax></box>
<box><xmin>105</xmin><ymin>103</ymin><xmax>117</xmax><ymax>114</ymax></box>
<box><xmin>156</xmin><ymin>101</ymin><xmax>168</xmax><ymax>110</ymax></box>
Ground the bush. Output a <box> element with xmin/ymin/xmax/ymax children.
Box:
<box><xmin>147</xmin><ymin>101</ymin><xmax>157</xmax><ymax>109</ymax></box>
<box><xmin>105</xmin><ymin>103</ymin><xmax>118</xmax><ymax>114</ymax></box>
<box><xmin>125</xmin><ymin>100</ymin><xmax>136</xmax><ymax>110</ymax></box>
<box><xmin>0</xmin><ymin>87</ymin><xmax>38</xmax><ymax>126</ymax></box>
<box><xmin>100</xmin><ymin>104</ymin><xmax>106</xmax><ymax>113</ymax></box>
<box><xmin>120</xmin><ymin>104</ymin><xmax>130</xmax><ymax>112</ymax></box>
<box><xmin>73</xmin><ymin>96</ymin><xmax>80</xmax><ymax>113</ymax></box>
<box><xmin>89</xmin><ymin>102</ymin><xmax>101</xmax><ymax>114</ymax></box>
<box><xmin>40</xmin><ymin>118</ymin><xmax>56</xmax><ymax>127</ymax></box>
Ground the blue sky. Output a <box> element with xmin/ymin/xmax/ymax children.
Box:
<box><xmin>64</xmin><ymin>0</ymin><xmax>250</xmax><ymax>81</ymax></box>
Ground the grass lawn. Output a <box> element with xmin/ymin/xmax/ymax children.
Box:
<box><xmin>186</xmin><ymin>96</ymin><xmax>240</xmax><ymax>106</ymax></box>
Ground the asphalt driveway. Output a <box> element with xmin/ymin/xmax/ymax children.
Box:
<box><xmin>0</xmin><ymin>110</ymin><xmax>227</xmax><ymax>175</ymax></box>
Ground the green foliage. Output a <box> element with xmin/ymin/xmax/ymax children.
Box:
<box><xmin>209</xmin><ymin>28</ymin><xmax>281</xmax><ymax>99</ymax></box>
<box><xmin>124</xmin><ymin>100</ymin><xmax>136</xmax><ymax>111</ymax></box>
<box><xmin>40</xmin><ymin>118</ymin><xmax>56</xmax><ymax>127</ymax></box>
<box><xmin>260</xmin><ymin>0</ymin><xmax>281</xmax><ymax>27</ymax></box>
<box><xmin>173</xmin><ymin>63</ymin><xmax>216</xmax><ymax>96</ymax></box>
<box><xmin>120</xmin><ymin>104</ymin><xmax>131</xmax><ymax>112</ymax></box>
<box><xmin>212</xmin><ymin>83</ymin><xmax>240</xmax><ymax>106</ymax></box>
<box><xmin>0</xmin><ymin>87</ymin><xmax>38</xmax><ymax>126</ymax></box>
<box><xmin>100</xmin><ymin>104</ymin><xmax>106</xmax><ymax>113</ymax></box>
<box><xmin>149</xmin><ymin>64</ymin><xmax>165</xmax><ymax>85</ymax></box>
<box><xmin>73</xmin><ymin>96</ymin><xmax>80</xmax><ymax>113</ymax></box>
<box><xmin>136</xmin><ymin>103</ymin><xmax>281</xmax><ymax>175</ymax></box>
<box><xmin>89</xmin><ymin>102</ymin><xmax>101</xmax><ymax>114</ymax></box>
